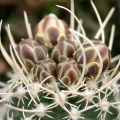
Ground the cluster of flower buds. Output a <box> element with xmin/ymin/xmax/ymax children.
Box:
<box><xmin>16</xmin><ymin>14</ymin><xmax>111</xmax><ymax>86</ymax></box>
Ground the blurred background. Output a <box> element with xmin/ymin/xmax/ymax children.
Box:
<box><xmin>0</xmin><ymin>0</ymin><xmax>120</xmax><ymax>82</ymax></box>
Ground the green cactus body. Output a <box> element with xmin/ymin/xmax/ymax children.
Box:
<box><xmin>0</xmin><ymin>1</ymin><xmax>120</xmax><ymax>120</ymax></box>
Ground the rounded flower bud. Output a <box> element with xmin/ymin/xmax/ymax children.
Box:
<box><xmin>73</xmin><ymin>39</ymin><xmax>111</xmax><ymax>78</ymax></box>
<box><xmin>31</xmin><ymin>58</ymin><xmax>56</xmax><ymax>83</ymax></box>
<box><xmin>34</xmin><ymin>13</ymin><xmax>69</xmax><ymax>48</ymax></box>
<box><xmin>16</xmin><ymin>39</ymin><xmax>48</xmax><ymax>71</ymax></box>
<box><xmin>56</xmin><ymin>58</ymin><xmax>81</xmax><ymax>86</ymax></box>
<box><xmin>50</xmin><ymin>40</ymin><xmax>78</xmax><ymax>63</ymax></box>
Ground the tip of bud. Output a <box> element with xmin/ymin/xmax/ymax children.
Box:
<box><xmin>49</xmin><ymin>13</ymin><xmax>57</xmax><ymax>18</ymax></box>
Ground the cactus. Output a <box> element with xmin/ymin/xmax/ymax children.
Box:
<box><xmin>0</xmin><ymin>0</ymin><xmax>120</xmax><ymax>120</ymax></box>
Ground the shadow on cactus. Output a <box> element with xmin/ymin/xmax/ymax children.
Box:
<box><xmin>0</xmin><ymin>0</ymin><xmax>120</xmax><ymax>120</ymax></box>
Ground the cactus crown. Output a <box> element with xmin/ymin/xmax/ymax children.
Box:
<box><xmin>0</xmin><ymin>0</ymin><xmax>120</xmax><ymax>120</ymax></box>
